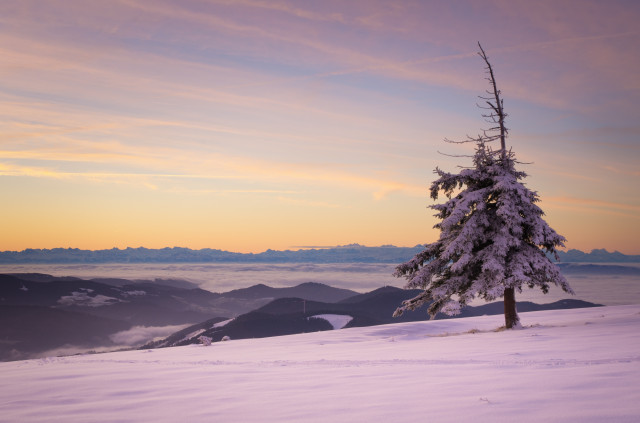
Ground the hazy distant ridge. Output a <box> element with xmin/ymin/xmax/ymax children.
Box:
<box><xmin>0</xmin><ymin>245</ymin><xmax>638</xmax><ymax>264</ymax></box>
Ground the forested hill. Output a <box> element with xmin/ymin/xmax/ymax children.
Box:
<box><xmin>0</xmin><ymin>245</ymin><xmax>638</xmax><ymax>264</ymax></box>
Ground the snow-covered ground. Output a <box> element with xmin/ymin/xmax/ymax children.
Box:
<box><xmin>2</xmin><ymin>305</ymin><xmax>639</xmax><ymax>422</ymax></box>
<box><xmin>309</xmin><ymin>314</ymin><xmax>353</xmax><ymax>329</ymax></box>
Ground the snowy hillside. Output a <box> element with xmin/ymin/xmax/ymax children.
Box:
<box><xmin>2</xmin><ymin>305</ymin><xmax>639</xmax><ymax>422</ymax></box>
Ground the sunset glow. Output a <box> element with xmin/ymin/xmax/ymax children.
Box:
<box><xmin>1</xmin><ymin>0</ymin><xmax>639</xmax><ymax>253</ymax></box>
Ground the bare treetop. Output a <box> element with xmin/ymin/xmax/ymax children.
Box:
<box><xmin>477</xmin><ymin>42</ymin><xmax>508</xmax><ymax>158</ymax></box>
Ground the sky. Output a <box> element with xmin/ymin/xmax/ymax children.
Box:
<box><xmin>1</xmin><ymin>0</ymin><xmax>639</xmax><ymax>254</ymax></box>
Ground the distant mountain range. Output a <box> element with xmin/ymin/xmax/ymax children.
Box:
<box><xmin>1</xmin><ymin>245</ymin><xmax>638</xmax><ymax>263</ymax></box>
<box><xmin>1</xmin><ymin>273</ymin><xmax>600</xmax><ymax>361</ymax></box>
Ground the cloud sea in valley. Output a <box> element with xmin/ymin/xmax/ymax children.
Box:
<box><xmin>1</xmin><ymin>262</ymin><xmax>638</xmax><ymax>306</ymax></box>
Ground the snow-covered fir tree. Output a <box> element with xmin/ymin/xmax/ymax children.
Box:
<box><xmin>394</xmin><ymin>44</ymin><xmax>573</xmax><ymax>328</ymax></box>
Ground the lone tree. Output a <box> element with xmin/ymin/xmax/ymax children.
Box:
<box><xmin>393</xmin><ymin>43</ymin><xmax>573</xmax><ymax>328</ymax></box>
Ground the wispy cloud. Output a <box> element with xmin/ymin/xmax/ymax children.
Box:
<box><xmin>1</xmin><ymin>146</ymin><xmax>426</xmax><ymax>201</ymax></box>
<box><xmin>543</xmin><ymin>196</ymin><xmax>640</xmax><ymax>219</ymax></box>
<box><xmin>601</xmin><ymin>166</ymin><xmax>640</xmax><ymax>178</ymax></box>
<box><xmin>276</xmin><ymin>196</ymin><xmax>342</xmax><ymax>209</ymax></box>
<box><xmin>0</xmin><ymin>162</ymin><xmax>71</xmax><ymax>179</ymax></box>
<box><xmin>208</xmin><ymin>0</ymin><xmax>348</xmax><ymax>23</ymax></box>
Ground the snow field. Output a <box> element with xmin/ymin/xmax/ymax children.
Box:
<box><xmin>309</xmin><ymin>314</ymin><xmax>353</xmax><ymax>329</ymax></box>
<box><xmin>1</xmin><ymin>305</ymin><xmax>639</xmax><ymax>422</ymax></box>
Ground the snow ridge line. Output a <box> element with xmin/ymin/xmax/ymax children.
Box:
<box><xmin>494</xmin><ymin>355</ymin><xmax>640</xmax><ymax>368</ymax></box>
<box><xmin>255</xmin><ymin>356</ymin><xmax>640</xmax><ymax>368</ymax></box>
<box><xmin>38</xmin><ymin>356</ymin><xmax>640</xmax><ymax>369</ymax></box>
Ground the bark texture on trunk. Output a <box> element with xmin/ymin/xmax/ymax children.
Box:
<box><xmin>503</xmin><ymin>287</ymin><xmax>520</xmax><ymax>329</ymax></box>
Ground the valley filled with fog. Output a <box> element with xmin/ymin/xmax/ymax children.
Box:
<box><xmin>1</xmin><ymin>262</ymin><xmax>638</xmax><ymax>306</ymax></box>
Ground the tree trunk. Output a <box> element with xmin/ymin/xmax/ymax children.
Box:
<box><xmin>503</xmin><ymin>287</ymin><xmax>520</xmax><ymax>329</ymax></box>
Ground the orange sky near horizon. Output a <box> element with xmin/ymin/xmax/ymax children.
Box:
<box><xmin>1</xmin><ymin>0</ymin><xmax>639</xmax><ymax>255</ymax></box>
